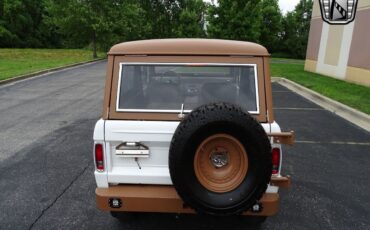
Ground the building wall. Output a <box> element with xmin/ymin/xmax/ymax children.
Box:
<box><xmin>305</xmin><ymin>0</ymin><xmax>370</xmax><ymax>86</ymax></box>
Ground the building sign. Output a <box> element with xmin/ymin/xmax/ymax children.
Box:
<box><xmin>319</xmin><ymin>0</ymin><xmax>358</xmax><ymax>24</ymax></box>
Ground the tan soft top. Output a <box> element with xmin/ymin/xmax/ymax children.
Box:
<box><xmin>109</xmin><ymin>39</ymin><xmax>270</xmax><ymax>56</ymax></box>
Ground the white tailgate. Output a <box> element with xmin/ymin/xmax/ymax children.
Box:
<box><xmin>104</xmin><ymin>120</ymin><xmax>180</xmax><ymax>185</ymax></box>
<box><xmin>96</xmin><ymin>119</ymin><xmax>280</xmax><ymax>187</ymax></box>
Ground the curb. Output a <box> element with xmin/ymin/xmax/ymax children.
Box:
<box><xmin>0</xmin><ymin>58</ymin><xmax>105</xmax><ymax>86</ymax></box>
<box><xmin>272</xmin><ymin>77</ymin><xmax>370</xmax><ymax>132</ymax></box>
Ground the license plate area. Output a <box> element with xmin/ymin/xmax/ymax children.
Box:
<box><xmin>115</xmin><ymin>142</ymin><xmax>150</xmax><ymax>158</ymax></box>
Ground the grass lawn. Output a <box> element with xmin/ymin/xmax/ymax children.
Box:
<box><xmin>270</xmin><ymin>58</ymin><xmax>370</xmax><ymax>115</ymax></box>
<box><xmin>0</xmin><ymin>49</ymin><xmax>105</xmax><ymax>81</ymax></box>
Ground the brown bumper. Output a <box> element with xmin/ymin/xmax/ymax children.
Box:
<box><xmin>271</xmin><ymin>175</ymin><xmax>291</xmax><ymax>189</ymax></box>
<box><xmin>96</xmin><ymin>176</ymin><xmax>290</xmax><ymax>216</ymax></box>
<box><xmin>268</xmin><ymin>131</ymin><xmax>295</xmax><ymax>145</ymax></box>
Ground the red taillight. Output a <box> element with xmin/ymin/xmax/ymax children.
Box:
<box><xmin>272</xmin><ymin>148</ymin><xmax>280</xmax><ymax>174</ymax></box>
<box><xmin>95</xmin><ymin>143</ymin><xmax>104</xmax><ymax>171</ymax></box>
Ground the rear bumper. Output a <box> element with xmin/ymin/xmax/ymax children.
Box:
<box><xmin>96</xmin><ymin>175</ymin><xmax>291</xmax><ymax>216</ymax></box>
<box><xmin>271</xmin><ymin>175</ymin><xmax>291</xmax><ymax>189</ymax></box>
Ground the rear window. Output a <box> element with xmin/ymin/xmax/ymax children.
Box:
<box><xmin>116</xmin><ymin>63</ymin><xmax>259</xmax><ymax>113</ymax></box>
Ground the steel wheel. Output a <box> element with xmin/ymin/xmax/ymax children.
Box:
<box><xmin>194</xmin><ymin>134</ymin><xmax>248</xmax><ymax>193</ymax></box>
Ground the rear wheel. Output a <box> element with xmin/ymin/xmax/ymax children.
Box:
<box><xmin>169</xmin><ymin>102</ymin><xmax>272</xmax><ymax>216</ymax></box>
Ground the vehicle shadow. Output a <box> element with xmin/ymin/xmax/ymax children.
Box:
<box><xmin>113</xmin><ymin>212</ymin><xmax>264</xmax><ymax>230</ymax></box>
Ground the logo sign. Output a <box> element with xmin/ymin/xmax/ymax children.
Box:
<box><xmin>319</xmin><ymin>0</ymin><xmax>358</xmax><ymax>24</ymax></box>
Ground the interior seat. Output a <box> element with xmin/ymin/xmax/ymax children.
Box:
<box><xmin>145</xmin><ymin>82</ymin><xmax>183</xmax><ymax>110</ymax></box>
<box><xmin>201</xmin><ymin>82</ymin><xmax>237</xmax><ymax>104</ymax></box>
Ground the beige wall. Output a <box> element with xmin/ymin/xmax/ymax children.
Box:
<box><xmin>358</xmin><ymin>0</ymin><xmax>370</xmax><ymax>8</ymax></box>
<box><xmin>305</xmin><ymin>0</ymin><xmax>370</xmax><ymax>87</ymax></box>
<box><xmin>306</xmin><ymin>18</ymin><xmax>323</xmax><ymax>61</ymax></box>
<box><xmin>324</xmin><ymin>26</ymin><xmax>343</xmax><ymax>66</ymax></box>
<box><xmin>348</xmin><ymin>8</ymin><xmax>370</xmax><ymax>70</ymax></box>
<box><xmin>311</xmin><ymin>0</ymin><xmax>322</xmax><ymax>19</ymax></box>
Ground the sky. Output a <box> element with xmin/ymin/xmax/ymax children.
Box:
<box><xmin>204</xmin><ymin>0</ymin><xmax>300</xmax><ymax>14</ymax></box>
<box><xmin>279</xmin><ymin>0</ymin><xmax>300</xmax><ymax>14</ymax></box>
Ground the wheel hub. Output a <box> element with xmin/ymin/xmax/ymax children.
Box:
<box><xmin>210</xmin><ymin>149</ymin><xmax>229</xmax><ymax>168</ymax></box>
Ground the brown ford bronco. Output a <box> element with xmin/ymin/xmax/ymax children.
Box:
<box><xmin>93</xmin><ymin>39</ymin><xmax>293</xmax><ymax>224</ymax></box>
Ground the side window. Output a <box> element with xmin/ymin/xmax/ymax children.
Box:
<box><xmin>121</xmin><ymin>66</ymin><xmax>135</xmax><ymax>92</ymax></box>
<box><xmin>119</xmin><ymin>66</ymin><xmax>146</xmax><ymax>109</ymax></box>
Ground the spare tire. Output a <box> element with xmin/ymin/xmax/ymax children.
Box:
<box><xmin>169</xmin><ymin>102</ymin><xmax>272</xmax><ymax>216</ymax></box>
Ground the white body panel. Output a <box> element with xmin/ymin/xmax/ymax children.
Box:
<box><xmin>93</xmin><ymin>119</ymin><xmax>283</xmax><ymax>189</ymax></box>
<box><xmin>93</xmin><ymin>120</ymin><xmax>108</xmax><ymax>188</ymax></box>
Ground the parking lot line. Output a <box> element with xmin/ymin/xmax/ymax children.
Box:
<box><xmin>274</xmin><ymin>107</ymin><xmax>325</xmax><ymax>111</ymax></box>
<box><xmin>295</xmin><ymin>140</ymin><xmax>370</xmax><ymax>146</ymax></box>
<box><xmin>273</xmin><ymin>79</ymin><xmax>370</xmax><ymax>132</ymax></box>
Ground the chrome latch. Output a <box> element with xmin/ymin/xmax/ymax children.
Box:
<box><xmin>115</xmin><ymin>142</ymin><xmax>149</xmax><ymax>158</ymax></box>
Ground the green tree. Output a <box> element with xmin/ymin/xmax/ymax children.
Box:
<box><xmin>0</xmin><ymin>0</ymin><xmax>16</xmax><ymax>47</ymax></box>
<box><xmin>174</xmin><ymin>0</ymin><xmax>206</xmax><ymax>38</ymax></box>
<box><xmin>46</xmin><ymin>0</ymin><xmax>112</xmax><ymax>57</ymax></box>
<box><xmin>136</xmin><ymin>0</ymin><xmax>206</xmax><ymax>39</ymax></box>
<box><xmin>46</xmin><ymin>0</ymin><xmax>150</xmax><ymax>57</ymax></box>
<box><xmin>107</xmin><ymin>2</ymin><xmax>151</xmax><ymax>49</ymax></box>
<box><xmin>0</xmin><ymin>0</ymin><xmax>52</xmax><ymax>47</ymax></box>
<box><xmin>138</xmin><ymin>0</ymin><xmax>182</xmax><ymax>38</ymax></box>
<box><xmin>260</xmin><ymin>0</ymin><xmax>282</xmax><ymax>52</ymax></box>
<box><xmin>207</xmin><ymin>0</ymin><xmax>263</xmax><ymax>42</ymax></box>
<box><xmin>282</xmin><ymin>0</ymin><xmax>313</xmax><ymax>58</ymax></box>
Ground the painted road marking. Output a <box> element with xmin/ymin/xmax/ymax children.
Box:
<box><xmin>295</xmin><ymin>140</ymin><xmax>370</xmax><ymax>146</ymax></box>
<box><xmin>274</xmin><ymin>107</ymin><xmax>325</xmax><ymax>111</ymax></box>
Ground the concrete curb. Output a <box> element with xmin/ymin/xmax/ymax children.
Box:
<box><xmin>0</xmin><ymin>58</ymin><xmax>105</xmax><ymax>86</ymax></box>
<box><xmin>272</xmin><ymin>77</ymin><xmax>370</xmax><ymax>132</ymax></box>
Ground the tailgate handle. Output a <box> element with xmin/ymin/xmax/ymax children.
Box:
<box><xmin>115</xmin><ymin>142</ymin><xmax>150</xmax><ymax>158</ymax></box>
<box><xmin>268</xmin><ymin>131</ymin><xmax>295</xmax><ymax>145</ymax></box>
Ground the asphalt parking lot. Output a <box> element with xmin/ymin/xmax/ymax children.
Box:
<box><xmin>0</xmin><ymin>61</ymin><xmax>369</xmax><ymax>230</ymax></box>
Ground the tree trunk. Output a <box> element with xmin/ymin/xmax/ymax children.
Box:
<box><xmin>92</xmin><ymin>31</ymin><xmax>97</xmax><ymax>59</ymax></box>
